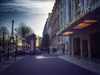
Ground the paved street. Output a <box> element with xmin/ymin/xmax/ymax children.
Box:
<box><xmin>0</xmin><ymin>54</ymin><xmax>98</xmax><ymax>75</ymax></box>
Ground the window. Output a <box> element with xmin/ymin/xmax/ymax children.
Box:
<box><xmin>76</xmin><ymin>0</ymin><xmax>81</xmax><ymax>16</ymax></box>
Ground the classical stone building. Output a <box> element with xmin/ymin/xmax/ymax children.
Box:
<box><xmin>58</xmin><ymin>0</ymin><xmax>100</xmax><ymax>59</ymax></box>
<box><xmin>50</xmin><ymin>1</ymin><xmax>60</xmax><ymax>49</ymax></box>
<box><xmin>42</xmin><ymin>13</ymin><xmax>52</xmax><ymax>50</ymax></box>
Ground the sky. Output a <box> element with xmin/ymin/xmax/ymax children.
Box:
<box><xmin>0</xmin><ymin>0</ymin><xmax>55</xmax><ymax>37</ymax></box>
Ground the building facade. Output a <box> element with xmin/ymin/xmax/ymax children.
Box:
<box><xmin>49</xmin><ymin>1</ymin><xmax>60</xmax><ymax>49</ymax></box>
<box><xmin>56</xmin><ymin>0</ymin><xmax>71</xmax><ymax>52</ymax></box>
<box><xmin>43</xmin><ymin>0</ymin><xmax>100</xmax><ymax>59</ymax></box>
<box><xmin>43</xmin><ymin>1</ymin><xmax>61</xmax><ymax>50</ymax></box>
<box><xmin>58</xmin><ymin>0</ymin><xmax>100</xmax><ymax>59</ymax></box>
<box><xmin>42</xmin><ymin>13</ymin><xmax>52</xmax><ymax>50</ymax></box>
<box><xmin>43</xmin><ymin>0</ymin><xmax>72</xmax><ymax>51</ymax></box>
<box><xmin>49</xmin><ymin>0</ymin><xmax>69</xmax><ymax>51</ymax></box>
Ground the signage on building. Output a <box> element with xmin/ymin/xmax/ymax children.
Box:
<box><xmin>69</xmin><ymin>8</ymin><xmax>90</xmax><ymax>27</ymax></box>
<box><xmin>56</xmin><ymin>8</ymin><xmax>90</xmax><ymax>36</ymax></box>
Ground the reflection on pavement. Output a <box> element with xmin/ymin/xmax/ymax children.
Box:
<box><xmin>35</xmin><ymin>55</ymin><xmax>54</xmax><ymax>59</ymax></box>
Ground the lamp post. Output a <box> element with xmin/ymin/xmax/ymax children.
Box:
<box><xmin>7</xmin><ymin>35</ymin><xmax>10</xmax><ymax>60</ymax></box>
<box><xmin>15</xmin><ymin>29</ymin><xmax>18</xmax><ymax>60</ymax></box>
<box><xmin>2</xmin><ymin>27</ymin><xmax>5</xmax><ymax>49</ymax></box>
<box><xmin>10</xmin><ymin>19</ymin><xmax>15</xmax><ymax>57</ymax></box>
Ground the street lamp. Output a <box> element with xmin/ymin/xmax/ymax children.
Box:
<box><xmin>7</xmin><ymin>35</ymin><xmax>10</xmax><ymax>59</ymax></box>
<box><xmin>15</xmin><ymin>29</ymin><xmax>18</xmax><ymax>60</ymax></box>
<box><xmin>10</xmin><ymin>19</ymin><xmax>15</xmax><ymax>51</ymax></box>
<box><xmin>2</xmin><ymin>27</ymin><xmax>5</xmax><ymax>49</ymax></box>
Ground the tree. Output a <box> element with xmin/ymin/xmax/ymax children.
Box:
<box><xmin>16</xmin><ymin>23</ymin><xmax>33</xmax><ymax>50</ymax></box>
<box><xmin>17</xmin><ymin>23</ymin><xmax>33</xmax><ymax>39</ymax></box>
<box><xmin>0</xmin><ymin>26</ymin><xmax>9</xmax><ymax>49</ymax></box>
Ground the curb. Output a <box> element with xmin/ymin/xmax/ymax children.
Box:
<box><xmin>59</xmin><ymin>55</ymin><xmax>100</xmax><ymax>75</ymax></box>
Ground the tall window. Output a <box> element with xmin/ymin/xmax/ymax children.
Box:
<box><xmin>68</xmin><ymin>0</ymin><xmax>71</xmax><ymax>21</ymax></box>
<box><xmin>76</xmin><ymin>0</ymin><xmax>81</xmax><ymax>9</ymax></box>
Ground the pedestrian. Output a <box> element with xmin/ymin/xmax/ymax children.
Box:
<box><xmin>62</xmin><ymin>44</ymin><xmax>65</xmax><ymax>54</ymax></box>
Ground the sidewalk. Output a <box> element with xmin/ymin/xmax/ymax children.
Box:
<box><xmin>57</xmin><ymin>52</ymin><xmax>100</xmax><ymax>75</ymax></box>
<box><xmin>0</xmin><ymin>56</ymin><xmax>23</xmax><ymax>72</ymax></box>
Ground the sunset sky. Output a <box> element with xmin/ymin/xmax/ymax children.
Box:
<box><xmin>0</xmin><ymin>0</ymin><xmax>55</xmax><ymax>37</ymax></box>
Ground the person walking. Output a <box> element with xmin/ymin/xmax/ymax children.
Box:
<box><xmin>62</xmin><ymin>44</ymin><xmax>65</xmax><ymax>54</ymax></box>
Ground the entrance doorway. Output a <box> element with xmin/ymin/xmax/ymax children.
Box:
<box><xmin>82</xmin><ymin>40</ymin><xmax>88</xmax><ymax>57</ymax></box>
<box><xmin>90</xmin><ymin>32</ymin><xmax>100</xmax><ymax>58</ymax></box>
<box><xmin>73</xmin><ymin>37</ymin><xmax>80</xmax><ymax>55</ymax></box>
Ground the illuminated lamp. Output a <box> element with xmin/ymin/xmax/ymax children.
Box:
<box><xmin>83</xmin><ymin>20</ymin><xmax>97</xmax><ymax>23</ymax></box>
<box><xmin>62</xmin><ymin>31</ymin><xmax>73</xmax><ymax>36</ymax></box>
<box><xmin>73</xmin><ymin>23</ymin><xmax>91</xmax><ymax>29</ymax></box>
<box><xmin>73</xmin><ymin>20</ymin><xmax>97</xmax><ymax>29</ymax></box>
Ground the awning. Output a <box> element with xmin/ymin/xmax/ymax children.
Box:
<box><xmin>57</xmin><ymin>7</ymin><xmax>100</xmax><ymax>36</ymax></box>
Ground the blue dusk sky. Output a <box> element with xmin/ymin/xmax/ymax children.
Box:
<box><xmin>0</xmin><ymin>0</ymin><xmax>55</xmax><ymax>37</ymax></box>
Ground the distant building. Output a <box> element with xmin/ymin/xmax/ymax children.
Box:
<box><xmin>50</xmin><ymin>1</ymin><xmax>60</xmax><ymax>49</ymax></box>
<box><xmin>42</xmin><ymin>13</ymin><xmax>52</xmax><ymax>49</ymax></box>
<box><xmin>36</xmin><ymin>36</ymin><xmax>42</xmax><ymax>48</ymax></box>
<box><xmin>26</xmin><ymin>33</ymin><xmax>36</xmax><ymax>52</ymax></box>
<box><xmin>43</xmin><ymin>0</ymin><xmax>70</xmax><ymax>51</ymax></box>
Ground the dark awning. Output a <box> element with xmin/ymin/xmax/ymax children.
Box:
<box><xmin>57</xmin><ymin>7</ymin><xmax>100</xmax><ymax>36</ymax></box>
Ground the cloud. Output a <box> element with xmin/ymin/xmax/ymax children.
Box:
<box><xmin>0</xmin><ymin>0</ymin><xmax>55</xmax><ymax>36</ymax></box>
<box><xmin>14</xmin><ymin>0</ymin><xmax>55</xmax><ymax>2</ymax></box>
<box><xmin>0</xmin><ymin>0</ymin><xmax>55</xmax><ymax>13</ymax></box>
